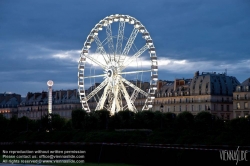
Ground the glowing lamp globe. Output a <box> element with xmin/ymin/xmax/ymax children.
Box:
<box><xmin>47</xmin><ymin>80</ymin><xmax>54</xmax><ymax>86</ymax></box>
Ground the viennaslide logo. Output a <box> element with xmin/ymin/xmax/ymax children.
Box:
<box><xmin>219</xmin><ymin>146</ymin><xmax>248</xmax><ymax>165</ymax></box>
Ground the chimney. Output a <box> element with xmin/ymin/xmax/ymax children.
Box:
<box><xmin>26</xmin><ymin>92</ymin><xmax>33</xmax><ymax>100</ymax></box>
<box><xmin>74</xmin><ymin>89</ymin><xmax>77</xmax><ymax>98</ymax></box>
<box><xmin>15</xmin><ymin>94</ymin><xmax>21</xmax><ymax>103</ymax></box>
<box><xmin>157</xmin><ymin>80</ymin><xmax>163</xmax><ymax>90</ymax></box>
<box><xmin>42</xmin><ymin>91</ymin><xmax>47</xmax><ymax>99</ymax></box>
<box><xmin>59</xmin><ymin>90</ymin><xmax>62</xmax><ymax>100</ymax></box>
<box><xmin>0</xmin><ymin>94</ymin><xmax>4</xmax><ymax>103</ymax></box>
<box><xmin>67</xmin><ymin>90</ymin><xmax>73</xmax><ymax>99</ymax></box>
<box><xmin>5</xmin><ymin>94</ymin><xmax>12</xmax><ymax>103</ymax></box>
<box><xmin>194</xmin><ymin>71</ymin><xmax>199</xmax><ymax>77</ymax></box>
<box><xmin>34</xmin><ymin>92</ymin><xmax>41</xmax><ymax>100</ymax></box>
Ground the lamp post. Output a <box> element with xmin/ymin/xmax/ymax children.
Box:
<box><xmin>47</xmin><ymin>80</ymin><xmax>53</xmax><ymax>131</ymax></box>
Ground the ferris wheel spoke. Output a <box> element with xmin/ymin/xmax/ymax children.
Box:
<box><xmin>95</xmin><ymin>83</ymin><xmax>110</xmax><ymax>111</ymax></box>
<box><xmin>119</xmin><ymin>81</ymin><xmax>136</xmax><ymax>111</ymax></box>
<box><xmin>119</xmin><ymin>69</ymin><xmax>151</xmax><ymax>75</ymax></box>
<box><xmin>94</xmin><ymin>36</ymin><xmax>109</xmax><ymax>63</ymax></box>
<box><xmin>82</xmin><ymin>53</ymin><xmax>107</xmax><ymax>70</ymax></box>
<box><xmin>121</xmin><ymin>77</ymin><xmax>148</xmax><ymax>97</ymax></box>
<box><xmin>121</xmin><ymin>44</ymin><xmax>149</xmax><ymax>70</ymax></box>
<box><xmin>116</xmin><ymin>21</ymin><xmax>125</xmax><ymax>62</ymax></box>
<box><xmin>106</xmin><ymin>24</ymin><xmax>115</xmax><ymax>59</ymax></box>
<box><xmin>122</xmin><ymin>28</ymin><xmax>139</xmax><ymax>56</ymax></box>
<box><xmin>86</xmin><ymin>79</ymin><xmax>108</xmax><ymax>101</ymax></box>
<box><xmin>84</xmin><ymin>74</ymin><xmax>106</xmax><ymax>79</ymax></box>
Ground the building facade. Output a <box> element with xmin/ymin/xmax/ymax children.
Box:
<box><xmin>0</xmin><ymin>93</ymin><xmax>21</xmax><ymax>119</ymax></box>
<box><xmin>17</xmin><ymin>89</ymin><xmax>81</xmax><ymax>120</ymax></box>
<box><xmin>152</xmin><ymin>71</ymin><xmax>240</xmax><ymax>120</ymax></box>
<box><xmin>86</xmin><ymin>71</ymin><xmax>240</xmax><ymax>120</ymax></box>
<box><xmin>233</xmin><ymin>78</ymin><xmax>250</xmax><ymax>118</ymax></box>
<box><xmin>1</xmin><ymin>71</ymin><xmax>247</xmax><ymax>121</ymax></box>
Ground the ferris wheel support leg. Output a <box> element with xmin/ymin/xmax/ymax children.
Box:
<box><xmin>95</xmin><ymin>84</ymin><xmax>110</xmax><ymax>111</ymax></box>
<box><xmin>110</xmin><ymin>84</ymin><xmax>120</xmax><ymax>114</ymax></box>
<box><xmin>119</xmin><ymin>81</ymin><xmax>136</xmax><ymax>112</ymax></box>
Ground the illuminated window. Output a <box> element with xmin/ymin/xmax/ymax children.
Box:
<box><xmin>237</xmin><ymin>86</ymin><xmax>241</xmax><ymax>92</ymax></box>
<box><xmin>237</xmin><ymin>103</ymin><xmax>240</xmax><ymax>109</ymax></box>
<box><xmin>244</xmin><ymin>102</ymin><xmax>248</xmax><ymax>109</ymax></box>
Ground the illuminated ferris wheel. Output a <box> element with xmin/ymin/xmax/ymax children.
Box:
<box><xmin>78</xmin><ymin>14</ymin><xmax>158</xmax><ymax>114</ymax></box>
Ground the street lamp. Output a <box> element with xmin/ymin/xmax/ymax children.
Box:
<box><xmin>47</xmin><ymin>80</ymin><xmax>53</xmax><ymax>132</ymax></box>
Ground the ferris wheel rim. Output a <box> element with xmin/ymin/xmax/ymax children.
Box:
<box><xmin>78</xmin><ymin>14</ymin><xmax>158</xmax><ymax>114</ymax></box>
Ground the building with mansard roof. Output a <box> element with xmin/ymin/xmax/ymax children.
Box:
<box><xmin>0</xmin><ymin>93</ymin><xmax>21</xmax><ymax>119</ymax></box>
<box><xmin>85</xmin><ymin>71</ymin><xmax>240</xmax><ymax>120</ymax></box>
<box><xmin>233</xmin><ymin>78</ymin><xmax>250</xmax><ymax>118</ymax></box>
<box><xmin>0</xmin><ymin>71</ymin><xmax>244</xmax><ymax>121</ymax></box>
<box><xmin>18</xmin><ymin>89</ymin><xmax>81</xmax><ymax>120</ymax></box>
<box><xmin>150</xmin><ymin>71</ymin><xmax>240</xmax><ymax>120</ymax></box>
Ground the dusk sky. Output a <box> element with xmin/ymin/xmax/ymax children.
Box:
<box><xmin>1</xmin><ymin>0</ymin><xmax>250</xmax><ymax>97</ymax></box>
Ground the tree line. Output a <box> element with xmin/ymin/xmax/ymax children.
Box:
<box><xmin>0</xmin><ymin>110</ymin><xmax>250</xmax><ymax>145</ymax></box>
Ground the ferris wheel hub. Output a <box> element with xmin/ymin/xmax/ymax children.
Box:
<box><xmin>107</xmin><ymin>70</ymin><xmax>112</xmax><ymax>77</ymax></box>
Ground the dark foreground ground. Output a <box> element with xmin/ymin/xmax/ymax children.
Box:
<box><xmin>1</xmin><ymin>143</ymin><xmax>249</xmax><ymax>166</ymax></box>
